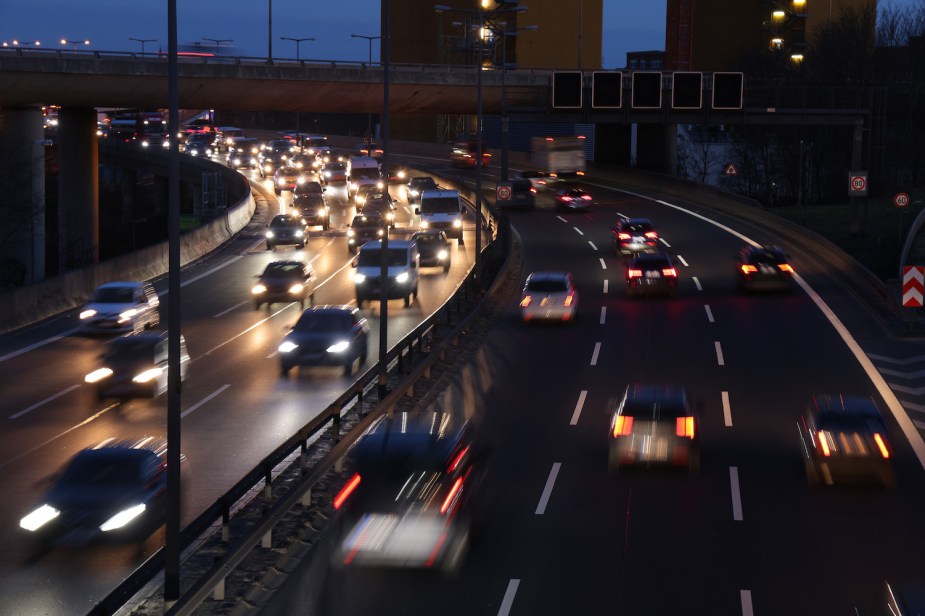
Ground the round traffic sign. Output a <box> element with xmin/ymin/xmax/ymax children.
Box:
<box><xmin>497</xmin><ymin>185</ymin><xmax>511</xmax><ymax>200</ymax></box>
<box><xmin>895</xmin><ymin>192</ymin><xmax>910</xmax><ymax>208</ymax></box>
<box><xmin>850</xmin><ymin>176</ymin><xmax>867</xmax><ymax>191</ymax></box>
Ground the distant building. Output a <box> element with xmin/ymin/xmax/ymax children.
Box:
<box><xmin>626</xmin><ymin>50</ymin><xmax>665</xmax><ymax>71</ymax></box>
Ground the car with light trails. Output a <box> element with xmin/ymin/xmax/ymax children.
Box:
<box><xmin>266</xmin><ymin>214</ymin><xmax>306</xmax><ymax>250</ymax></box>
<box><xmin>252</xmin><ymin>260</ymin><xmax>317</xmax><ymax>310</ymax></box>
<box><xmin>519</xmin><ymin>271</ymin><xmax>578</xmax><ymax>323</ymax></box>
<box><xmin>278</xmin><ymin>305</ymin><xmax>368</xmax><ymax>377</ymax></box>
<box><xmin>625</xmin><ymin>252</ymin><xmax>679</xmax><ymax>299</ymax></box>
<box><xmin>612</xmin><ymin>217</ymin><xmax>659</xmax><ymax>256</ymax></box>
<box><xmin>79</xmin><ymin>281</ymin><xmax>160</xmax><ymax>334</ymax></box>
<box><xmin>735</xmin><ymin>245</ymin><xmax>795</xmax><ymax>292</ymax></box>
<box><xmin>85</xmin><ymin>331</ymin><xmax>190</xmax><ymax>400</ymax></box>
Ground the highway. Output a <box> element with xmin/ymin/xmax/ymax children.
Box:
<box><xmin>0</xmin><ymin>162</ymin><xmax>477</xmax><ymax>615</ymax></box>
<box><xmin>261</xmin><ymin>164</ymin><xmax>925</xmax><ymax>615</ymax></box>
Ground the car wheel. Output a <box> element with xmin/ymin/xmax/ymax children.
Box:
<box><xmin>297</xmin><ymin>242</ymin><xmax>305</xmax><ymax>250</ymax></box>
<box><xmin>280</xmin><ymin>363</ymin><xmax>291</xmax><ymax>377</ymax></box>
<box><xmin>266</xmin><ymin>243</ymin><xmax>274</xmax><ymax>251</ymax></box>
<box><xmin>404</xmin><ymin>294</ymin><xmax>411</xmax><ymax>308</ymax></box>
<box><xmin>443</xmin><ymin>263</ymin><xmax>450</xmax><ymax>273</ymax></box>
<box><xmin>254</xmin><ymin>301</ymin><xmax>261</xmax><ymax>310</ymax></box>
<box><xmin>274</xmin><ymin>186</ymin><xmax>281</xmax><ymax>195</ymax></box>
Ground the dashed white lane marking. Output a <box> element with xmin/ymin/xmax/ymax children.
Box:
<box><xmin>497</xmin><ymin>579</ymin><xmax>521</xmax><ymax>616</ymax></box>
<box><xmin>557</xmin><ymin>215</ymin><xmax>568</xmax><ymax>223</ymax></box>
<box><xmin>676</xmin><ymin>254</ymin><xmax>689</xmax><ymax>267</ymax></box>
<box><xmin>722</xmin><ymin>391</ymin><xmax>733</xmax><ymax>427</ymax></box>
<box><xmin>693</xmin><ymin>276</ymin><xmax>703</xmax><ymax>291</ymax></box>
<box><xmin>705</xmin><ymin>305</ymin><xmax>715</xmax><ymax>323</ymax></box>
<box><xmin>570</xmin><ymin>390</ymin><xmax>588</xmax><ymax>425</ymax></box>
<box><xmin>181</xmin><ymin>384</ymin><xmax>231</xmax><ymax>419</ymax></box>
<box><xmin>715</xmin><ymin>341</ymin><xmax>725</xmax><ymax>366</ymax></box>
<box><xmin>588</xmin><ymin>241</ymin><xmax>598</xmax><ymax>251</ymax></box>
<box><xmin>574</xmin><ymin>227</ymin><xmax>584</xmax><ymax>236</ymax></box>
<box><xmin>741</xmin><ymin>590</ymin><xmax>754</xmax><ymax>616</ymax></box>
<box><xmin>590</xmin><ymin>342</ymin><xmax>601</xmax><ymax>366</ymax></box>
<box><xmin>730</xmin><ymin>466</ymin><xmax>743</xmax><ymax>521</ymax></box>
<box><xmin>600</xmin><ymin>307</ymin><xmax>607</xmax><ymax>325</ymax></box>
<box><xmin>535</xmin><ymin>463</ymin><xmax>561</xmax><ymax>515</ymax></box>
<box><xmin>214</xmin><ymin>300</ymin><xmax>250</xmax><ymax>318</ymax></box>
<box><xmin>9</xmin><ymin>384</ymin><xmax>81</xmax><ymax>419</ymax></box>
<box><xmin>603</xmin><ymin>279</ymin><xmax>609</xmax><ymax>294</ymax></box>
<box><xmin>599</xmin><ymin>258</ymin><xmax>607</xmax><ymax>270</ymax></box>
<box><xmin>659</xmin><ymin>237</ymin><xmax>672</xmax><ymax>248</ymax></box>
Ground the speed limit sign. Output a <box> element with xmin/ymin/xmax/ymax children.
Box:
<box><xmin>848</xmin><ymin>171</ymin><xmax>868</xmax><ymax>196</ymax></box>
<box><xmin>895</xmin><ymin>192</ymin><xmax>910</xmax><ymax>208</ymax></box>
<box><xmin>496</xmin><ymin>183</ymin><xmax>512</xmax><ymax>201</ymax></box>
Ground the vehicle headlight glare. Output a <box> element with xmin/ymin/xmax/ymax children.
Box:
<box><xmin>395</xmin><ymin>272</ymin><xmax>409</xmax><ymax>283</ymax></box>
<box><xmin>266</xmin><ymin>231</ymin><xmax>275</xmax><ymax>238</ymax></box>
<box><xmin>100</xmin><ymin>504</ymin><xmax>146</xmax><ymax>532</ymax></box>
<box><xmin>453</xmin><ymin>219</ymin><xmax>462</xmax><ymax>228</ymax></box>
<box><xmin>85</xmin><ymin>367</ymin><xmax>114</xmax><ymax>383</ymax></box>
<box><xmin>420</xmin><ymin>221</ymin><xmax>429</xmax><ymax>229</ymax></box>
<box><xmin>80</xmin><ymin>308</ymin><xmax>97</xmax><ymax>320</ymax></box>
<box><xmin>437</xmin><ymin>250</ymin><xmax>448</xmax><ymax>260</ymax></box>
<box><xmin>295</xmin><ymin>230</ymin><xmax>304</xmax><ymax>237</ymax></box>
<box><xmin>278</xmin><ymin>341</ymin><xmax>298</xmax><ymax>353</ymax></box>
<box><xmin>297</xmin><ymin>176</ymin><xmax>305</xmax><ymax>184</ymax></box>
<box><xmin>326</xmin><ymin>340</ymin><xmax>350</xmax><ymax>354</ymax></box>
<box><xmin>20</xmin><ymin>504</ymin><xmax>60</xmax><ymax>531</ymax></box>
<box><xmin>133</xmin><ymin>367</ymin><xmax>163</xmax><ymax>383</ymax></box>
<box><xmin>288</xmin><ymin>284</ymin><xmax>304</xmax><ymax>294</ymax></box>
<box><xmin>252</xmin><ymin>284</ymin><xmax>267</xmax><ymax>294</ymax></box>
<box><xmin>354</xmin><ymin>274</ymin><xmax>366</xmax><ymax>283</ymax></box>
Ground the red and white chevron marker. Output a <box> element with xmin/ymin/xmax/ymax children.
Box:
<box><xmin>903</xmin><ymin>266</ymin><xmax>925</xmax><ymax>307</ymax></box>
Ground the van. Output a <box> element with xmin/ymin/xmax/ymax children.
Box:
<box><xmin>416</xmin><ymin>189</ymin><xmax>464</xmax><ymax>243</ymax></box>
<box><xmin>352</xmin><ymin>239</ymin><xmax>420</xmax><ymax>308</ymax></box>
<box><xmin>347</xmin><ymin>156</ymin><xmax>382</xmax><ymax>200</ymax></box>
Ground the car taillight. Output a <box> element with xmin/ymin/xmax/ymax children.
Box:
<box><xmin>778</xmin><ymin>264</ymin><xmax>794</xmax><ymax>273</ymax></box>
<box><xmin>440</xmin><ymin>477</ymin><xmax>464</xmax><ymax>514</ymax></box>
<box><xmin>627</xmin><ymin>269</ymin><xmax>643</xmax><ymax>278</ymax></box>
<box><xmin>618</xmin><ymin>232</ymin><xmax>631</xmax><ymax>240</ymax></box>
<box><xmin>333</xmin><ymin>473</ymin><xmax>361</xmax><ymax>509</ymax></box>
<box><xmin>741</xmin><ymin>264</ymin><xmax>758</xmax><ymax>274</ymax></box>
<box><xmin>447</xmin><ymin>445</ymin><xmax>470</xmax><ymax>473</ymax></box>
<box><xmin>662</xmin><ymin>268</ymin><xmax>678</xmax><ymax>277</ymax></box>
<box><xmin>644</xmin><ymin>231</ymin><xmax>658</xmax><ymax>239</ymax></box>
<box><xmin>817</xmin><ymin>431</ymin><xmax>831</xmax><ymax>457</ymax></box>
<box><xmin>563</xmin><ymin>292</ymin><xmax>575</xmax><ymax>307</ymax></box>
<box><xmin>873</xmin><ymin>433</ymin><xmax>890</xmax><ymax>459</ymax></box>
<box><xmin>520</xmin><ymin>295</ymin><xmax>532</xmax><ymax>307</ymax></box>
<box><xmin>581</xmin><ymin>195</ymin><xmax>592</xmax><ymax>200</ymax></box>
<box><xmin>613</xmin><ymin>415</ymin><xmax>634</xmax><ymax>437</ymax></box>
<box><xmin>530</xmin><ymin>188</ymin><xmax>537</xmax><ymax>194</ymax></box>
<box><xmin>676</xmin><ymin>416</ymin><xmax>695</xmax><ymax>438</ymax></box>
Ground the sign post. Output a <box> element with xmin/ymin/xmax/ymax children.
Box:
<box><xmin>896</xmin><ymin>192</ymin><xmax>911</xmax><ymax>245</ymax></box>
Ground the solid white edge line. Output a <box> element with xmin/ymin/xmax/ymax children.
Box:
<box><xmin>570</xmin><ymin>390</ymin><xmax>588</xmax><ymax>425</ymax></box>
<box><xmin>588</xmin><ymin>240</ymin><xmax>598</xmax><ymax>251</ymax></box>
<box><xmin>214</xmin><ymin>300</ymin><xmax>250</xmax><ymax>318</ymax></box>
<box><xmin>603</xmin><ymin>279</ymin><xmax>609</xmax><ymax>294</ymax></box>
<box><xmin>741</xmin><ymin>590</ymin><xmax>754</xmax><ymax>616</ymax></box>
<box><xmin>715</xmin><ymin>341</ymin><xmax>725</xmax><ymax>366</ymax></box>
<box><xmin>693</xmin><ymin>276</ymin><xmax>703</xmax><ymax>291</ymax></box>
<box><xmin>600</xmin><ymin>306</ymin><xmax>607</xmax><ymax>325</ymax></box>
<box><xmin>599</xmin><ymin>258</ymin><xmax>607</xmax><ymax>270</ymax></box>
<box><xmin>677</xmin><ymin>254</ymin><xmax>689</xmax><ymax>267</ymax></box>
<box><xmin>0</xmin><ymin>327</ymin><xmax>80</xmax><ymax>364</ymax></box>
<box><xmin>590</xmin><ymin>342</ymin><xmax>601</xmax><ymax>366</ymax></box>
<box><xmin>181</xmin><ymin>384</ymin><xmax>231</xmax><ymax>419</ymax></box>
<box><xmin>705</xmin><ymin>305</ymin><xmax>715</xmax><ymax>323</ymax></box>
<box><xmin>574</xmin><ymin>227</ymin><xmax>584</xmax><ymax>236</ymax></box>
<box><xmin>497</xmin><ymin>579</ymin><xmax>521</xmax><ymax>616</ymax></box>
<box><xmin>730</xmin><ymin>466</ymin><xmax>743</xmax><ymax>521</ymax></box>
<box><xmin>722</xmin><ymin>391</ymin><xmax>733</xmax><ymax>427</ymax></box>
<box><xmin>10</xmin><ymin>384</ymin><xmax>82</xmax><ymax>419</ymax></box>
<box><xmin>535</xmin><ymin>463</ymin><xmax>561</xmax><ymax>515</ymax></box>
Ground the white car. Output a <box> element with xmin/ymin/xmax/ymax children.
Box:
<box><xmin>79</xmin><ymin>281</ymin><xmax>160</xmax><ymax>334</ymax></box>
<box><xmin>519</xmin><ymin>272</ymin><xmax>578</xmax><ymax>323</ymax></box>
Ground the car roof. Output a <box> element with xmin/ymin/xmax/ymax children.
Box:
<box><xmin>355</xmin><ymin>412</ymin><xmax>470</xmax><ymax>472</ymax></box>
<box><xmin>623</xmin><ymin>217</ymin><xmax>653</xmax><ymax>225</ymax></box>
<box><xmin>619</xmin><ymin>384</ymin><xmax>690</xmax><ymax>417</ymax></box>
<box><xmin>412</xmin><ymin>230</ymin><xmax>447</xmax><ymax>239</ymax></box>
<box><xmin>810</xmin><ymin>394</ymin><xmax>882</xmax><ymax>418</ymax></box>
<box><xmin>270</xmin><ymin>214</ymin><xmax>298</xmax><ymax>224</ymax></box>
<box><xmin>526</xmin><ymin>271</ymin><xmax>571</xmax><ymax>283</ymax></box>
<box><xmin>421</xmin><ymin>189</ymin><xmax>459</xmax><ymax>197</ymax></box>
<box><xmin>352</xmin><ymin>213</ymin><xmax>383</xmax><ymax>223</ymax></box>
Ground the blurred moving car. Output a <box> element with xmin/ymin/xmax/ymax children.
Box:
<box><xmin>293</xmin><ymin>193</ymin><xmax>329</xmax><ymax>230</ymax></box>
<box><xmin>554</xmin><ymin>186</ymin><xmax>592</xmax><ymax>211</ymax></box>
<box><xmin>85</xmin><ymin>331</ymin><xmax>190</xmax><ymax>400</ymax></box>
<box><xmin>608</xmin><ymin>384</ymin><xmax>700</xmax><ymax>474</ymax></box>
<box><xmin>278</xmin><ymin>305</ymin><xmax>369</xmax><ymax>376</ymax></box>
<box><xmin>625</xmin><ymin>252</ymin><xmax>679</xmax><ymax>299</ymax></box>
<box><xmin>347</xmin><ymin>213</ymin><xmax>387</xmax><ymax>254</ymax></box>
<box><xmin>407</xmin><ymin>176</ymin><xmax>438</xmax><ymax>204</ymax></box>
<box><xmin>353</xmin><ymin>239</ymin><xmax>420</xmax><ymax>308</ymax></box>
<box><xmin>79</xmin><ymin>281</ymin><xmax>160</xmax><ymax>334</ymax></box>
<box><xmin>520</xmin><ymin>271</ymin><xmax>578</xmax><ymax>323</ymax></box>
<box><xmin>381</xmin><ymin>162</ymin><xmax>406</xmax><ymax>183</ymax></box>
<box><xmin>183</xmin><ymin>132</ymin><xmax>214</xmax><ymax>157</ymax></box>
<box><xmin>358</xmin><ymin>191</ymin><xmax>396</xmax><ymax>225</ymax></box>
<box><xmin>259</xmin><ymin>151</ymin><xmax>287</xmax><ymax>178</ymax></box>
<box><xmin>266</xmin><ymin>214</ymin><xmax>306</xmax><ymax>250</ymax></box>
<box><xmin>517</xmin><ymin>170</ymin><xmax>551</xmax><ymax>189</ymax></box>
<box><xmin>321</xmin><ymin>161</ymin><xmax>348</xmax><ymax>185</ymax></box>
<box><xmin>735</xmin><ymin>245</ymin><xmax>795</xmax><ymax>292</ymax></box>
<box><xmin>225</xmin><ymin>137</ymin><xmax>260</xmax><ymax>169</ymax></box>
<box><xmin>498</xmin><ymin>178</ymin><xmax>536</xmax><ymax>211</ymax></box>
<box><xmin>611</xmin><ymin>217</ymin><xmax>659</xmax><ymax>256</ymax></box>
<box><xmin>797</xmin><ymin>394</ymin><xmax>895</xmax><ymax>488</ymax></box>
<box><xmin>273</xmin><ymin>166</ymin><xmax>304</xmax><ymax>195</ymax></box>
<box><xmin>293</xmin><ymin>179</ymin><xmax>325</xmax><ymax>197</ymax></box>
<box><xmin>19</xmin><ymin>437</ymin><xmax>185</xmax><ymax>547</ymax></box>
<box><xmin>412</xmin><ymin>230</ymin><xmax>451</xmax><ymax>272</ymax></box>
<box><xmin>252</xmin><ymin>260</ymin><xmax>317</xmax><ymax>310</ymax></box>
<box><xmin>331</xmin><ymin>411</ymin><xmax>487</xmax><ymax>574</ymax></box>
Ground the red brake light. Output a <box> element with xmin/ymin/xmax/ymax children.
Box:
<box><xmin>440</xmin><ymin>477</ymin><xmax>464</xmax><ymax>514</ymax></box>
<box><xmin>818</xmin><ymin>431</ymin><xmax>831</xmax><ymax>457</ymax></box>
<box><xmin>618</xmin><ymin>232</ymin><xmax>631</xmax><ymax>240</ymax></box>
<box><xmin>741</xmin><ymin>264</ymin><xmax>758</xmax><ymax>274</ymax></box>
<box><xmin>530</xmin><ymin>187</ymin><xmax>537</xmax><ymax>193</ymax></box>
<box><xmin>520</xmin><ymin>295</ymin><xmax>532</xmax><ymax>307</ymax></box>
<box><xmin>447</xmin><ymin>445</ymin><xmax>470</xmax><ymax>473</ymax></box>
<box><xmin>644</xmin><ymin>231</ymin><xmax>658</xmax><ymax>239</ymax></box>
<box><xmin>613</xmin><ymin>415</ymin><xmax>634</xmax><ymax>437</ymax></box>
<box><xmin>778</xmin><ymin>264</ymin><xmax>794</xmax><ymax>273</ymax></box>
<box><xmin>873</xmin><ymin>433</ymin><xmax>890</xmax><ymax>459</ymax></box>
<box><xmin>676</xmin><ymin>416</ymin><xmax>695</xmax><ymax>438</ymax></box>
<box><xmin>333</xmin><ymin>473</ymin><xmax>361</xmax><ymax>509</ymax></box>
<box><xmin>627</xmin><ymin>269</ymin><xmax>643</xmax><ymax>278</ymax></box>
<box><xmin>581</xmin><ymin>195</ymin><xmax>592</xmax><ymax>201</ymax></box>
<box><xmin>662</xmin><ymin>268</ymin><xmax>678</xmax><ymax>277</ymax></box>
<box><xmin>563</xmin><ymin>292</ymin><xmax>575</xmax><ymax>307</ymax></box>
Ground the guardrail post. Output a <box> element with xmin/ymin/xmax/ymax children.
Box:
<box><xmin>222</xmin><ymin>500</ymin><xmax>231</xmax><ymax>543</ymax></box>
<box><xmin>213</xmin><ymin>577</ymin><xmax>225</xmax><ymax>601</ymax></box>
<box><xmin>264</xmin><ymin>469</ymin><xmax>273</xmax><ymax>502</ymax></box>
<box><xmin>262</xmin><ymin>530</ymin><xmax>272</xmax><ymax>549</ymax></box>
<box><xmin>406</xmin><ymin>382</ymin><xmax>413</xmax><ymax>397</ymax></box>
<box><xmin>300</xmin><ymin>440</ymin><xmax>308</xmax><ymax>471</ymax></box>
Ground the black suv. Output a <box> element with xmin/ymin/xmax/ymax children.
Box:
<box><xmin>252</xmin><ymin>260</ymin><xmax>317</xmax><ymax>310</ymax></box>
<box><xmin>347</xmin><ymin>213</ymin><xmax>386</xmax><ymax>253</ymax></box>
<box><xmin>625</xmin><ymin>252</ymin><xmax>679</xmax><ymax>298</ymax></box>
<box><xmin>330</xmin><ymin>412</ymin><xmax>488</xmax><ymax>574</ymax></box>
<box><xmin>735</xmin><ymin>245</ymin><xmax>794</xmax><ymax>292</ymax></box>
<box><xmin>278</xmin><ymin>305</ymin><xmax>369</xmax><ymax>376</ymax></box>
<box><xmin>407</xmin><ymin>176</ymin><xmax>438</xmax><ymax>204</ymax></box>
<box><xmin>293</xmin><ymin>193</ymin><xmax>329</xmax><ymax>230</ymax></box>
<box><xmin>265</xmin><ymin>214</ymin><xmax>305</xmax><ymax>250</ymax></box>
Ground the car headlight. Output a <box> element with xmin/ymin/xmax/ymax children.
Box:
<box><xmin>398</xmin><ymin>171</ymin><xmax>405</xmax><ymax>179</ymax></box>
<box><xmin>354</xmin><ymin>273</ymin><xmax>366</xmax><ymax>283</ymax></box>
<box><xmin>395</xmin><ymin>272</ymin><xmax>409</xmax><ymax>283</ymax></box>
<box><xmin>141</xmin><ymin>141</ymin><xmax>150</xmax><ymax>148</ymax></box>
<box><xmin>278</xmin><ymin>340</ymin><xmax>298</xmax><ymax>353</ymax></box>
<box><xmin>288</xmin><ymin>284</ymin><xmax>304</xmax><ymax>294</ymax></box>
<box><xmin>233</xmin><ymin>158</ymin><xmax>241</xmax><ymax>165</ymax></box>
<box><xmin>324</xmin><ymin>171</ymin><xmax>332</xmax><ymax>178</ymax></box>
<box><xmin>377</xmin><ymin>229</ymin><xmax>384</xmax><ymax>236</ymax></box>
<box><xmin>386</xmin><ymin>212</ymin><xmax>395</xmax><ymax>220</ymax></box>
<box><xmin>100</xmin><ymin>504</ymin><xmax>146</xmax><ymax>532</ymax></box>
<box><xmin>80</xmin><ymin>308</ymin><xmax>97</xmax><ymax>320</ymax></box>
<box><xmin>420</xmin><ymin>221</ymin><xmax>429</xmax><ymax>229</ymax></box>
<box><xmin>266</xmin><ymin>231</ymin><xmax>275</xmax><ymax>239</ymax></box>
<box><xmin>264</xmin><ymin>164</ymin><xmax>272</xmax><ymax>172</ymax></box>
<box><xmin>326</xmin><ymin>340</ymin><xmax>350</xmax><ymax>354</ymax></box>
<box><xmin>252</xmin><ymin>284</ymin><xmax>267</xmax><ymax>294</ymax></box>
<box><xmin>85</xmin><ymin>367</ymin><xmax>114</xmax><ymax>383</ymax></box>
<box><xmin>20</xmin><ymin>504</ymin><xmax>60</xmax><ymax>531</ymax></box>
<box><xmin>453</xmin><ymin>219</ymin><xmax>462</xmax><ymax>228</ymax></box>
<box><xmin>376</xmin><ymin>181</ymin><xmax>384</xmax><ymax>189</ymax></box>
<box><xmin>296</xmin><ymin>162</ymin><xmax>304</xmax><ymax>169</ymax></box>
<box><xmin>190</xmin><ymin>149</ymin><xmax>199</xmax><ymax>156</ymax></box>
<box><xmin>437</xmin><ymin>250</ymin><xmax>448</xmax><ymax>260</ymax></box>
<box><xmin>409</xmin><ymin>189</ymin><xmax>419</xmax><ymax>197</ymax></box>
<box><xmin>356</xmin><ymin>196</ymin><xmax>365</xmax><ymax>205</ymax></box>
<box><xmin>118</xmin><ymin>308</ymin><xmax>139</xmax><ymax>323</ymax></box>
<box><xmin>133</xmin><ymin>367</ymin><xmax>163</xmax><ymax>383</ymax></box>
<box><xmin>295</xmin><ymin>230</ymin><xmax>304</xmax><ymax>238</ymax></box>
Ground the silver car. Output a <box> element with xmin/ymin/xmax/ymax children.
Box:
<box><xmin>520</xmin><ymin>271</ymin><xmax>579</xmax><ymax>323</ymax></box>
<box><xmin>79</xmin><ymin>281</ymin><xmax>160</xmax><ymax>334</ymax></box>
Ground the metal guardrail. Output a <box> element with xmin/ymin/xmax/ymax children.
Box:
<box><xmin>88</xmin><ymin>180</ymin><xmax>505</xmax><ymax>616</ymax></box>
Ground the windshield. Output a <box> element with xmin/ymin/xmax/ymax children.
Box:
<box><xmin>526</xmin><ymin>279</ymin><xmax>569</xmax><ymax>293</ymax></box>
<box><xmin>270</xmin><ymin>215</ymin><xmax>298</xmax><ymax>227</ymax></box>
<box><xmin>294</xmin><ymin>312</ymin><xmax>352</xmax><ymax>332</ymax></box>
<box><xmin>420</xmin><ymin>197</ymin><xmax>460</xmax><ymax>214</ymax></box>
<box><xmin>357</xmin><ymin>248</ymin><xmax>410</xmax><ymax>267</ymax></box>
<box><xmin>263</xmin><ymin>263</ymin><xmax>303</xmax><ymax>277</ymax></box>
<box><xmin>92</xmin><ymin>287</ymin><xmax>135</xmax><ymax>303</ymax></box>
<box><xmin>61</xmin><ymin>452</ymin><xmax>144</xmax><ymax>486</ymax></box>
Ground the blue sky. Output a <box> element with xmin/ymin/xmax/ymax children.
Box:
<box><xmin>2</xmin><ymin>0</ymin><xmax>664</xmax><ymax>68</ymax></box>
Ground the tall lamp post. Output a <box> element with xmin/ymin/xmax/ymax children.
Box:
<box><xmin>60</xmin><ymin>38</ymin><xmax>90</xmax><ymax>52</ymax></box>
<box><xmin>129</xmin><ymin>37</ymin><xmax>156</xmax><ymax>56</ymax></box>
<box><xmin>203</xmin><ymin>37</ymin><xmax>233</xmax><ymax>51</ymax></box>
<box><xmin>351</xmin><ymin>33</ymin><xmax>381</xmax><ymax>141</ymax></box>
<box><xmin>499</xmin><ymin>24</ymin><xmax>537</xmax><ymax>181</ymax></box>
<box><xmin>435</xmin><ymin>3</ymin><xmax>527</xmax><ymax>284</ymax></box>
<box><xmin>280</xmin><ymin>36</ymin><xmax>314</xmax><ymax>60</ymax></box>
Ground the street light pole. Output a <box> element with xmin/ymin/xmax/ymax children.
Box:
<box><xmin>129</xmin><ymin>37</ymin><xmax>156</xmax><ymax>57</ymax></box>
<box><xmin>203</xmin><ymin>37</ymin><xmax>233</xmax><ymax>51</ymax></box>
<box><xmin>499</xmin><ymin>24</ymin><xmax>537</xmax><ymax>181</ymax></box>
<box><xmin>351</xmin><ymin>33</ymin><xmax>381</xmax><ymax>141</ymax></box>
<box><xmin>268</xmin><ymin>0</ymin><xmax>273</xmax><ymax>61</ymax></box>
<box><xmin>377</xmin><ymin>0</ymin><xmax>391</xmax><ymax>400</ymax></box>
<box><xmin>60</xmin><ymin>38</ymin><xmax>90</xmax><ymax>52</ymax></box>
<box><xmin>280</xmin><ymin>36</ymin><xmax>314</xmax><ymax>60</ymax></box>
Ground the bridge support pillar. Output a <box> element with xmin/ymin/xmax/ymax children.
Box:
<box><xmin>593</xmin><ymin>124</ymin><xmax>632</xmax><ymax>166</ymax></box>
<box><xmin>0</xmin><ymin>107</ymin><xmax>46</xmax><ymax>285</ymax></box>
<box><xmin>57</xmin><ymin>107</ymin><xmax>99</xmax><ymax>268</ymax></box>
<box><xmin>636</xmin><ymin>124</ymin><xmax>671</xmax><ymax>173</ymax></box>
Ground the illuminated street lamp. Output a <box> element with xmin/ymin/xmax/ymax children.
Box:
<box><xmin>60</xmin><ymin>38</ymin><xmax>90</xmax><ymax>51</ymax></box>
<box><xmin>3</xmin><ymin>39</ymin><xmax>41</xmax><ymax>47</ymax></box>
<box><xmin>129</xmin><ymin>37</ymin><xmax>157</xmax><ymax>56</ymax></box>
<box><xmin>280</xmin><ymin>36</ymin><xmax>315</xmax><ymax>60</ymax></box>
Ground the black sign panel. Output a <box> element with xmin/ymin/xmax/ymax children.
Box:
<box><xmin>592</xmin><ymin>71</ymin><xmax>622</xmax><ymax>108</ymax></box>
<box><xmin>631</xmin><ymin>72</ymin><xmax>662</xmax><ymax>109</ymax></box>
<box><xmin>552</xmin><ymin>72</ymin><xmax>583</xmax><ymax>109</ymax></box>
<box><xmin>672</xmin><ymin>72</ymin><xmax>702</xmax><ymax>109</ymax></box>
<box><xmin>712</xmin><ymin>72</ymin><xmax>744</xmax><ymax>110</ymax></box>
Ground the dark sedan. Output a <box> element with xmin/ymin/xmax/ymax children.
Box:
<box><xmin>278</xmin><ymin>305</ymin><xmax>369</xmax><ymax>376</ymax></box>
<box><xmin>347</xmin><ymin>213</ymin><xmax>387</xmax><ymax>254</ymax></box>
<box><xmin>266</xmin><ymin>214</ymin><xmax>306</xmax><ymax>250</ymax></box>
<box><xmin>625</xmin><ymin>252</ymin><xmax>680</xmax><ymax>298</ymax></box>
<box><xmin>555</xmin><ymin>186</ymin><xmax>592</xmax><ymax>211</ymax></box>
<box><xmin>735</xmin><ymin>245</ymin><xmax>795</xmax><ymax>292</ymax></box>
<box><xmin>293</xmin><ymin>193</ymin><xmax>329</xmax><ymax>230</ymax></box>
<box><xmin>19</xmin><ymin>438</ymin><xmax>186</xmax><ymax>547</ymax></box>
<box><xmin>412</xmin><ymin>230</ymin><xmax>451</xmax><ymax>272</ymax></box>
<box><xmin>252</xmin><ymin>260</ymin><xmax>317</xmax><ymax>310</ymax></box>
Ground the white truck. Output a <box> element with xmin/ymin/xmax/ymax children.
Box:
<box><xmin>530</xmin><ymin>136</ymin><xmax>586</xmax><ymax>177</ymax></box>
